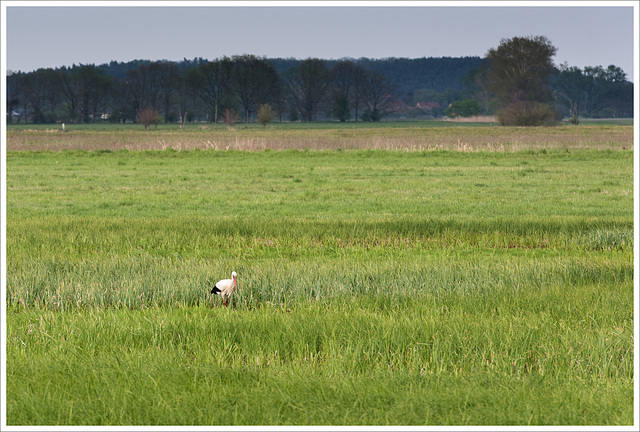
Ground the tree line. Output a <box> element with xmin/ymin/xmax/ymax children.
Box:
<box><xmin>6</xmin><ymin>55</ymin><xmax>398</xmax><ymax>125</ymax></box>
<box><xmin>6</xmin><ymin>40</ymin><xmax>633</xmax><ymax>125</ymax></box>
<box><xmin>478</xmin><ymin>35</ymin><xmax>633</xmax><ymax>124</ymax></box>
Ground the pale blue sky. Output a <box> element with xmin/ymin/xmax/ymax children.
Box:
<box><xmin>3</xmin><ymin>2</ymin><xmax>637</xmax><ymax>81</ymax></box>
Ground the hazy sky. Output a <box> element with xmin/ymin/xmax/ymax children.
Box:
<box><xmin>3</xmin><ymin>2</ymin><xmax>637</xmax><ymax>81</ymax></box>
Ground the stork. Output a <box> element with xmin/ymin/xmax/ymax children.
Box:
<box><xmin>211</xmin><ymin>271</ymin><xmax>238</xmax><ymax>307</ymax></box>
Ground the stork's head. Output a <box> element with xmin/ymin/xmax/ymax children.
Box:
<box><xmin>232</xmin><ymin>271</ymin><xmax>237</xmax><ymax>278</ymax></box>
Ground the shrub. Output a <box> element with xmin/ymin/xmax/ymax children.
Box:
<box><xmin>445</xmin><ymin>99</ymin><xmax>482</xmax><ymax>118</ymax></box>
<box><xmin>136</xmin><ymin>107</ymin><xmax>161</xmax><ymax>130</ymax></box>
<box><xmin>361</xmin><ymin>108</ymin><xmax>381</xmax><ymax>122</ymax></box>
<box><xmin>222</xmin><ymin>108</ymin><xmax>239</xmax><ymax>129</ymax></box>
<box><xmin>257</xmin><ymin>104</ymin><xmax>274</xmax><ymax>128</ymax></box>
<box><xmin>497</xmin><ymin>101</ymin><xmax>558</xmax><ymax>126</ymax></box>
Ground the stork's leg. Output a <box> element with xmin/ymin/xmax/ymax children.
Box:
<box><xmin>223</xmin><ymin>296</ymin><xmax>228</xmax><ymax>307</ymax></box>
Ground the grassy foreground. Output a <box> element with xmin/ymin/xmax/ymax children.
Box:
<box><xmin>4</xmin><ymin>130</ymin><xmax>635</xmax><ymax>425</ymax></box>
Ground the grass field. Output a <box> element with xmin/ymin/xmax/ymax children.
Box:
<box><xmin>4</xmin><ymin>124</ymin><xmax>635</xmax><ymax>426</ymax></box>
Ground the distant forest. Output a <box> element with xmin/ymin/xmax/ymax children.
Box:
<box><xmin>6</xmin><ymin>55</ymin><xmax>633</xmax><ymax>124</ymax></box>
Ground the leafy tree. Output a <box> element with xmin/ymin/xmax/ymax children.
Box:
<box><xmin>583</xmin><ymin>65</ymin><xmax>633</xmax><ymax>118</ymax></box>
<box><xmin>486</xmin><ymin>35</ymin><xmax>557</xmax><ymax>106</ymax></box>
<box><xmin>485</xmin><ymin>35</ymin><xmax>558</xmax><ymax>125</ymax></box>
<box><xmin>584</xmin><ymin>64</ymin><xmax>627</xmax><ymax>83</ymax></box>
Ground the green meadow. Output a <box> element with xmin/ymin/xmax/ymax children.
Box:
<box><xmin>4</xmin><ymin>124</ymin><xmax>635</xmax><ymax>425</ymax></box>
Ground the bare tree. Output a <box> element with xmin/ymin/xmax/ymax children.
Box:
<box><xmin>181</xmin><ymin>66</ymin><xmax>203</xmax><ymax>123</ymax></box>
<box><xmin>136</xmin><ymin>107</ymin><xmax>160</xmax><ymax>130</ymax></box>
<box><xmin>156</xmin><ymin>61</ymin><xmax>180</xmax><ymax>123</ymax></box>
<box><xmin>196</xmin><ymin>57</ymin><xmax>233</xmax><ymax>124</ymax></box>
<box><xmin>21</xmin><ymin>68</ymin><xmax>49</xmax><ymax>123</ymax></box>
<box><xmin>59</xmin><ymin>66</ymin><xmax>81</xmax><ymax>123</ymax></box>
<box><xmin>124</xmin><ymin>66</ymin><xmax>147</xmax><ymax>120</ymax></box>
<box><xmin>351</xmin><ymin>64</ymin><xmax>367</xmax><ymax>122</ymax></box>
<box><xmin>286</xmin><ymin>58</ymin><xmax>330</xmax><ymax>122</ymax></box>
<box><xmin>361</xmin><ymin>70</ymin><xmax>396</xmax><ymax>121</ymax></box>
<box><xmin>554</xmin><ymin>63</ymin><xmax>590</xmax><ymax>124</ymax></box>
<box><xmin>6</xmin><ymin>70</ymin><xmax>22</xmax><ymax>124</ymax></box>
<box><xmin>232</xmin><ymin>55</ymin><xmax>279</xmax><ymax>124</ymax></box>
<box><xmin>81</xmin><ymin>66</ymin><xmax>111</xmax><ymax>122</ymax></box>
<box><xmin>331</xmin><ymin>60</ymin><xmax>363</xmax><ymax>122</ymax></box>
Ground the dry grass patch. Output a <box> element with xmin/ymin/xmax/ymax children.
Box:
<box><xmin>6</xmin><ymin>125</ymin><xmax>633</xmax><ymax>152</ymax></box>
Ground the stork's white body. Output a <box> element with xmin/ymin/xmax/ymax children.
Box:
<box><xmin>211</xmin><ymin>271</ymin><xmax>238</xmax><ymax>306</ymax></box>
